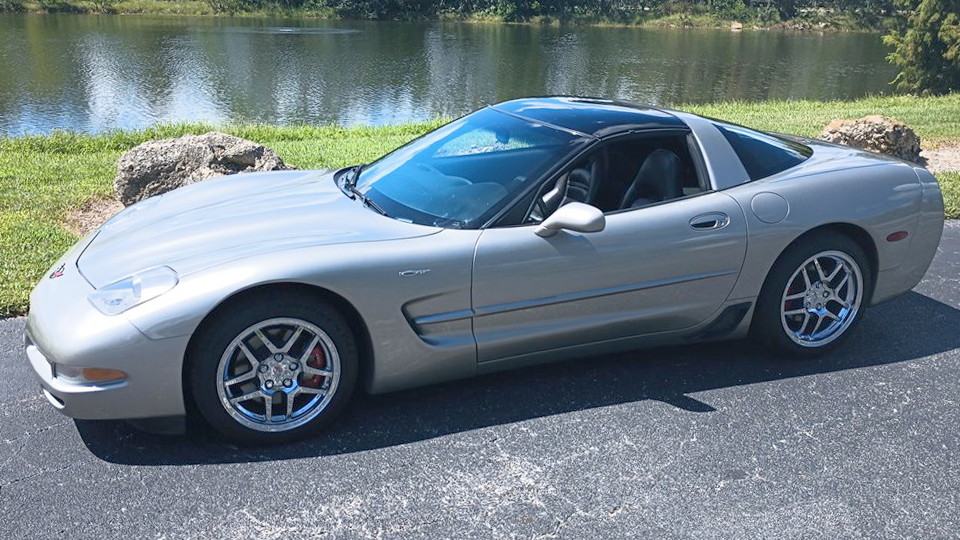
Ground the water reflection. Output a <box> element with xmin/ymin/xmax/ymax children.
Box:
<box><xmin>0</xmin><ymin>14</ymin><xmax>898</xmax><ymax>135</ymax></box>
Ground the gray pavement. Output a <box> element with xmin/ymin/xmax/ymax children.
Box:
<box><xmin>2</xmin><ymin>223</ymin><xmax>960</xmax><ymax>539</ymax></box>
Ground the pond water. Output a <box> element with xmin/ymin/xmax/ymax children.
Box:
<box><xmin>0</xmin><ymin>14</ymin><xmax>898</xmax><ymax>135</ymax></box>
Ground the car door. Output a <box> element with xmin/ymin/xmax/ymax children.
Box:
<box><xmin>471</xmin><ymin>191</ymin><xmax>747</xmax><ymax>364</ymax></box>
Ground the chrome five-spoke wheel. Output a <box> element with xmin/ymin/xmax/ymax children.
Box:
<box><xmin>780</xmin><ymin>250</ymin><xmax>863</xmax><ymax>348</ymax></box>
<box><xmin>217</xmin><ymin>318</ymin><xmax>341</xmax><ymax>433</ymax></box>
<box><xmin>752</xmin><ymin>232</ymin><xmax>871</xmax><ymax>358</ymax></box>
<box><xmin>189</xmin><ymin>293</ymin><xmax>358</xmax><ymax>443</ymax></box>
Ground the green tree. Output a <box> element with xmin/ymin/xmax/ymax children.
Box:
<box><xmin>0</xmin><ymin>0</ymin><xmax>24</xmax><ymax>10</ymax></box>
<box><xmin>884</xmin><ymin>0</ymin><xmax>960</xmax><ymax>95</ymax></box>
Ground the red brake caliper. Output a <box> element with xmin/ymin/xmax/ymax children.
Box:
<box><xmin>303</xmin><ymin>344</ymin><xmax>326</xmax><ymax>388</ymax></box>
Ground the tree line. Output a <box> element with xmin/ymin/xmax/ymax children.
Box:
<box><xmin>265</xmin><ymin>1</ymin><xmax>899</xmax><ymax>23</ymax></box>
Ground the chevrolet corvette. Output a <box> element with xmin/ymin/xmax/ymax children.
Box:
<box><xmin>25</xmin><ymin>97</ymin><xmax>944</xmax><ymax>443</ymax></box>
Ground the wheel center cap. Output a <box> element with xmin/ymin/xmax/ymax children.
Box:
<box><xmin>803</xmin><ymin>282</ymin><xmax>834</xmax><ymax>311</ymax></box>
<box><xmin>260</xmin><ymin>355</ymin><xmax>297</xmax><ymax>390</ymax></box>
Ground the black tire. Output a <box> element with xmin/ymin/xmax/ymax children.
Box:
<box><xmin>751</xmin><ymin>231</ymin><xmax>872</xmax><ymax>359</ymax></box>
<box><xmin>186</xmin><ymin>291</ymin><xmax>358</xmax><ymax>444</ymax></box>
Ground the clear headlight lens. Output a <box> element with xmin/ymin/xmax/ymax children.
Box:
<box><xmin>87</xmin><ymin>266</ymin><xmax>179</xmax><ymax>316</ymax></box>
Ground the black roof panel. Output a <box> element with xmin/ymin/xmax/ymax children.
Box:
<box><xmin>492</xmin><ymin>97</ymin><xmax>685</xmax><ymax>138</ymax></box>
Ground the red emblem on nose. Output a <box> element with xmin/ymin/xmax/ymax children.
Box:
<box><xmin>49</xmin><ymin>264</ymin><xmax>64</xmax><ymax>279</ymax></box>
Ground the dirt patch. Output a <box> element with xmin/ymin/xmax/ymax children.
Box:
<box><xmin>922</xmin><ymin>141</ymin><xmax>960</xmax><ymax>174</ymax></box>
<box><xmin>64</xmin><ymin>196</ymin><xmax>124</xmax><ymax>236</ymax></box>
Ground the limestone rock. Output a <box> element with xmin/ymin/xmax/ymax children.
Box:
<box><xmin>114</xmin><ymin>131</ymin><xmax>292</xmax><ymax>206</ymax></box>
<box><xmin>818</xmin><ymin>116</ymin><xmax>923</xmax><ymax>164</ymax></box>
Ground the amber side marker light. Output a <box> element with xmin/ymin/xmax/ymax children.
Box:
<box><xmin>54</xmin><ymin>365</ymin><xmax>127</xmax><ymax>385</ymax></box>
<box><xmin>886</xmin><ymin>231</ymin><xmax>909</xmax><ymax>242</ymax></box>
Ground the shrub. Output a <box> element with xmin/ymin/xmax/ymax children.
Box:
<box><xmin>884</xmin><ymin>0</ymin><xmax>960</xmax><ymax>95</ymax></box>
<box><xmin>0</xmin><ymin>0</ymin><xmax>24</xmax><ymax>12</ymax></box>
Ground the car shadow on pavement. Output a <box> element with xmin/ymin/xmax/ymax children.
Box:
<box><xmin>76</xmin><ymin>290</ymin><xmax>960</xmax><ymax>466</ymax></box>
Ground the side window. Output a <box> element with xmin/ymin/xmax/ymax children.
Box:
<box><xmin>523</xmin><ymin>133</ymin><xmax>706</xmax><ymax>224</ymax></box>
<box><xmin>713</xmin><ymin>122</ymin><xmax>812</xmax><ymax>181</ymax></box>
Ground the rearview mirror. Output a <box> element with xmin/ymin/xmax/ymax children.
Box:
<box><xmin>534</xmin><ymin>202</ymin><xmax>606</xmax><ymax>237</ymax></box>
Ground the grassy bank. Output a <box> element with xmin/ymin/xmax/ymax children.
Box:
<box><xmin>3</xmin><ymin>2</ymin><xmax>893</xmax><ymax>31</ymax></box>
<box><xmin>2</xmin><ymin>94</ymin><xmax>959</xmax><ymax>317</ymax></box>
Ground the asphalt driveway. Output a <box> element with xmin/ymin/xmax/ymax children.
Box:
<box><xmin>2</xmin><ymin>223</ymin><xmax>959</xmax><ymax>539</ymax></box>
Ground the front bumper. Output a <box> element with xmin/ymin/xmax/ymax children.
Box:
<box><xmin>25</xmin><ymin>238</ymin><xmax>190</xmax><ymax>420</ymax></box>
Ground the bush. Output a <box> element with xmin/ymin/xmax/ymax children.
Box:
<box><xmin>205</xmin><ymin>0</ymin><xmax>255</xmax><ymax>13</ymax></box>
<box><xmin>0</xmin><ymin>0</ymin><xmax>24</xmax><ymax>12</ymax></box>
<box><xmin>91</xmin><ymin>0</ymin><xmax>117</xmax><ymax>12</ymax></box>
<box><xmin>884</xmin><ymin>0</ymin><xmax>960</xmax><ymax>95</ymax></box>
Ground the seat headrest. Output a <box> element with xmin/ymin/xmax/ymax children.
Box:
<box><xmin>620</xmin><ymin>149</ymin><xmax>683</xmax><ymax>209</ymax></box>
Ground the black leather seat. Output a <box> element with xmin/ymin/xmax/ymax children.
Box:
<box><xmin>564</xmin><ymin>167</ymin><xmax>597</xmax><ymax>204</ymax></box>
<box><xmin>619</xmin><ymin>149</ymin><xmax>683</xmax><ymax>209</ymax></box>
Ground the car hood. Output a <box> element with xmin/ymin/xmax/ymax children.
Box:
<box><xmin>77</xmin><ymin>169</ymin><xmax>440</xmax><ymax>288</ymax></box>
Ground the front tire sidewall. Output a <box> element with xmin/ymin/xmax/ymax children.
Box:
<box><xmin>187</xmin><ymin>294</ymin><xmax>358</xmax><ymax>444</ymax></box>
<box><xmin>753</xmin><ymin>232</ymin><xmax>872</xmax><ymax>359</ymax></box>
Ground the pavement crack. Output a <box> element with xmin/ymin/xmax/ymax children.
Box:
<box><xmin>3</xmin><ymin>419</ymin><xmax>71</xmax><ymax>445</ymax></box>
<box><xmin>0</xmin><ymin>462</ymin><xmax>78</xmax><ymax>490</ymax></box>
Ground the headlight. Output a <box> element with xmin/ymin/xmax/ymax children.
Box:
<box><xmin>87</xmin><ymin>266</ymin><xmax>179</xmax><ymax>316</ymax></box>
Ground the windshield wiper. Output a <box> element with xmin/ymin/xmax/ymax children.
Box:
<box><xmin>339</xmin><ymin>165</ymin><xmax>388</xmax><ymax>217</ymax></box>
<box><xmin>338</xmin><ymin>165</ymin><xmax>363</xmax><ymax>194</ymax></box>
<box><xmin>344</xmin><ymin>165</ymin><xmax>363</xmax><ymax>189</ymax></box>
<box><xmin>353</xmin><ymin>187</ymin><xmax>388</xmax><ymax>216</ymax></box>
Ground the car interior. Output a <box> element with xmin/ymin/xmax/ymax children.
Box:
<box><xmin>526</xmin><ymin>133</ymin><xmax>707</xmax><ymax>224</ymax></box>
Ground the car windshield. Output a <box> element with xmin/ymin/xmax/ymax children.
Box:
<box><xmin>356</xmin><ymin>107</ymin><xmax>584</xmax><ymax>228</ymax></box>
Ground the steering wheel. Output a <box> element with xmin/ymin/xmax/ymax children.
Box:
<box><xmin>529</xmin><ymin>173</ymin><xmax>569</xmax><ymax>223</ymax></box>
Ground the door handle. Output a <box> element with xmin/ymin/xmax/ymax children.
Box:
<box><xmin>689</xmin><ymin>212</ymin><xmax>730</xmax><ymax>231</ymax></box>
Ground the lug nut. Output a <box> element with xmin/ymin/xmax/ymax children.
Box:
<box><xmin>259</xmin><ymin>364</ymin><xmax>269</xmax><ymax>373</ymax></box>
<box><xmin>283</xmin><ymin>379</ymin><xmax>292</xmax><ymax>388</ymax></box>
<box><xmin>289</xmin><ymin>362</ymin><xmax>299</xmax><ymax>371</ymax></box>
<box><xmin>265</xmin><ymin>380</ymin><xmax>274</xmax><ymax>389</ymax></box>
<box><xmin>274</xmin><ymin>353</ymin><xmax>283</xmax><ymax>361</ymax></box>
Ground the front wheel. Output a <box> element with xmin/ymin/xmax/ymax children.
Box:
<box><xmin>187</xmin><ymin>293</ymin><xmax>358</xmax><ymax>444</ymax></box>
<box><xmin>752</xmin><ymin>232</ymin><xmax>871</xmax><ymax>358</ymax></box>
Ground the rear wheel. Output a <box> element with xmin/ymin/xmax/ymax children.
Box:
<box><xmin>752</xmin><ymin>232</ymin><xmax>871</xmax><ymax>358</ymax></box>
<box><xmin>187</xmin><ymin>293</ymin><xmax>358</xmax><ymax>444</ymax></box>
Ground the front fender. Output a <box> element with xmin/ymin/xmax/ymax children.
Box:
<box><xmin>123</xmin><ymin>229</ymin><xmax>483</xmax><ymax>394</ymax></box>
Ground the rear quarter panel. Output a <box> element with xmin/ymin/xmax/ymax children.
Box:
<box><xmin>722</xmin><ymin>146</ymin><xmax>924</xmax><ymax>304</ymax></box>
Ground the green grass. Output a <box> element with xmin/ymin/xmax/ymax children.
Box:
<box><xmin>1</xmin><ymin>95</ymin><xmax>959</xmax><ymax>317</ymax></box>
<box><xmin>940</xmin><ymin>172</ymin><xmax>960</xmax><ymax>220</ymax></box>
<box><xmin>686</xmin><ymin>93</ymin><xmax>960</xmax><ymax>142</ymax></box>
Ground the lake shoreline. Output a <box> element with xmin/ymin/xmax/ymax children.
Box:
<box><xmin>1</xmin><ymin>94</ymin><xmax>959</xmax><ymax>317</ymax></box>
<box><xmin>3</xmin><ymin>3</ymin><xmax>894</xmax><ymax>33</ymax></box>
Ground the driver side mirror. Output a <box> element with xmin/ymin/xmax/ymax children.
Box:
<box><xmin>534</xmin><ymin>202</ymin><xmax>606</xmax><ymax>237</ymax></box>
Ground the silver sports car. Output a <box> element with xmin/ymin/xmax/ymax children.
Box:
<box><xmin>25</xmin><ymin>97</ymin><xmax>944</xmax><ymax>443</ymax></box>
